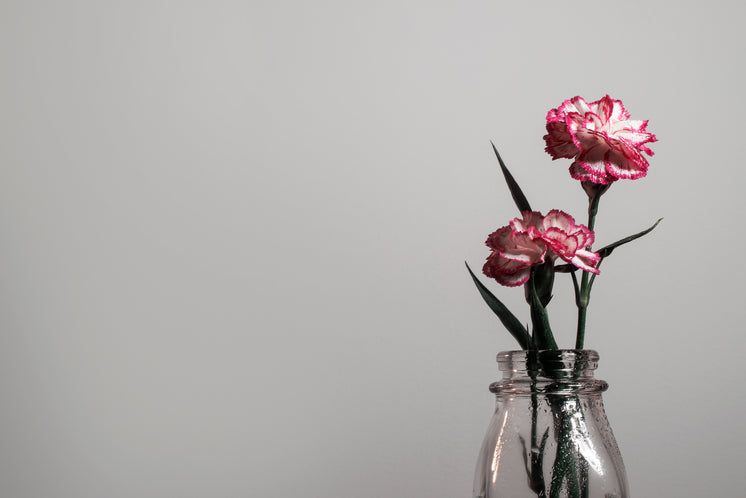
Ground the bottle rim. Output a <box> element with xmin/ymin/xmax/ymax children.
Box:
<box><xmin>496</xmin><ymin>349</ymin><xmax>600</xmax><ymax>370</ymax></box>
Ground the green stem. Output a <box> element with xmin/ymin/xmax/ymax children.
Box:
<box><xmin>586</xmin><ymin>191</ymin><xmax>601</xmax><ymax>232</ymax></box>
<box><xmin>529</xmin><ymin>271</ymin><xmax>558</xmax><ymax>350</ymax></box>
<box><xmin>526</xmin><ymin>351</ymin><xmax>547</xmax><ymax>496</ymax></box>
<box><xmin>571</xmin><ymin>271</ymin><xmax>584</xmax><ymax>350</ymax></box>
<box><xmin>575</xmin><ymin>301</ymin><xmax>587</xmax><ymax>350</ymax></box>
<box><xmin>579</xmin><ymin>454</ymin><xmax>589</xmax><ymax>498</ymax></box>
<box><xmin>574</xmin><ymin>191</ymin><xmax>602</xmax><ymax>350</ymax></box>
<box><xmin>549</xmin><ymin>398</ymin><xmax>586</xmax><ymax>498</ymax></box>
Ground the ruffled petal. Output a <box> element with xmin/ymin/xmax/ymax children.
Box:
<box><xmin>510</xmin><ymin>211</ymin><xmax>544</xmax><ymax>232</ymax></box>
<box><xmin>545</xmin><ymin>95</ymin><xmax>655</xmax><ymax>183</ymax></box>
<box><xmin>595</xmin><ymin>95</ymin><xmax>614</xmax><ymax>124</ymax></box>
<box><xmin>485</xmin><ymin>226</ymin><xmax>511</xmax><ymax>251</ymax></box>
<box><xmin>543</xmin><ymin>121</ymin><xmax>579</xmax><ymax>159</ymax></box>
<box><xmin>483</xmin><ymin>253</ymin><xmax>532</xmax><ymax>287</ymax></box>
<box><xmin>571</xmin><ymin>250</ymin><xmax>601</xmax><ymax>274</ymax></box>
<box><xmin>542</xmin><ymin>210</ymin><xmax>576</xmax><ymax>233</ymax></box>
<box><xmin>483</xmin><ymin>210</ymin><xmax>599</xmax><ymax>286</ymax></box>
<box><xmin>603</xmin><ymin>142</ymin><xmax>648</xmax><ymax>180</ymax></box>
<box><xmin>575</xmin><ymin>142</ymin><xmax>610</xmax><ymax>177</ymax></box>
<box><xmin>494</xmin><ymin>267</ymin><xmax>532</xmax><ymax>287</ymax></box>
<box><xmin>569</xmin><ymin>161</ymin><xmax>616</xmax><ymax>184</ymax></box>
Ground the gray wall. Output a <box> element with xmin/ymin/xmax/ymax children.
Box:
<box><xmin>1</xmin><ymin>1</ymin><xmax>744</xmax><ymax>497</ymax></box>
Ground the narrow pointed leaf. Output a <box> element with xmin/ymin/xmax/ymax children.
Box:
<box><xmin>518</xmin><ymin>435</ymin><xmax>531</xmax><ymax>478</ymax></box>
<box><xmin>554</xmin><ymin>218</ymin><xmax>663</xmax><ymax>273</ymax></box>
<box><xmin>597</xmin><ymin>218</ymin><xmax>663</xmax><ymax>259</ymax></box>
<box><xmin>553</xmin><ymin>263</ymin><xmax>577</xmax><ymax>273</ymax></box>
<box><xmin>530</xmin><ymin>258</ymin><xmax>554</xmax><ymax>307</ymax></box>
<box><xmin>491</xmin><ymin>141</ymin><xmax>532</xmax><ymax>214</ymax></box>
<box><xmin>539</xmin><ymin>428</ymin><xmax>550</xmax><ymax>458</ymax></box>
<box><xmin>570</xmin><ymin>270</ymin><xmax>581</xmax><ymax>307</ymax></box>
<box><xmin>465</xmin><ymin>262</ymin><xmax>530</xmax><ymax>349</ymax></box>
<box><xmin>528</xmin><ymin>275</ymin><xmax>558</xmax><ymax>350</ymax></box>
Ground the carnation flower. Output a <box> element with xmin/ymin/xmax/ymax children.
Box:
<box><xmin>544</xmin><ymin>95</ymin><xmax>657</xmax><ymax>184</ymax></box>
<box><xmin>483</xmin><ymin>210</ymin><xmax>600</xmax><ymax>287</ymax></box>
<box><xmin>541</xmin><ymin>210</ymin><xmax>601</xmax><ymax>273</ymax></box>
<box><xmin>483</xmin><ymin>212</ymin><xmax>547</xmax><ymax>287</ymax></box>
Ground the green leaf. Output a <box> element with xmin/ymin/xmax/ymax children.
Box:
<box><xmin>491</xmin><ymin>141</ymin><xmax>532</xmax><ymax>214</ymax></box>
<box><xmin>465</xmin><ymin>262</ymin><xmax>531</xmax><ymax>349</ymax></box>
<box><xmin>553</xmin><ymin>263</ymin><xmax>577</xmax><ymax>273</ymax></box>
<box><xmin>528</xmin><ymin>274</ymin><xmax>558</xmax><ymax>350</ymax></box>
<box><xmin>553</xmin><ymin>218</ymin><xmax>663</xmax><ymax>273</ymax></box>
<box><xmin>529</xmin><ymin>258</ymin><xmax>555</xmax><ymax>307</ymax></box>
<box><xmin>596</xmin><ymin>218</ymin><xmax>663</xmax><ymax>259</ymax></box>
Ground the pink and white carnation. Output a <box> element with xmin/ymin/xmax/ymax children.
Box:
<box><xmin>543</xmin><ymin>95</ymin><xmax>657</xmax><ymax>185</ymax></box>
<box><xmin>483</xmin><ymin>210</ymin><xmax>600</xmax><ymax>287</ymax></box>
<box><xmin>540</xmin><ymin>210</ymin><xmax>601</xmax><ymax>273</ymax></box>
<box><xmin>483</xmin><ymin>212</ymin><xmax>547</xmax><ymax>287</ymax></box>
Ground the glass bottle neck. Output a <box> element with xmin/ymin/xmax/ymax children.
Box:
<box><xmin>490</xmin><ymin>349</ymin><xmax>609</xmax><ymax>395</ymax></box>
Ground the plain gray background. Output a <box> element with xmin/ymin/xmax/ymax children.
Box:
<box><xmin>1</xmin><ymin>1</ymin><xmax>745</xmax><ymax>497</ymax></box>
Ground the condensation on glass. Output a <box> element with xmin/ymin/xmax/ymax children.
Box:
<box><xmin>473</xmin><ymin>350</ymin><xmax>628</xmax><ymax>498</ymax></box>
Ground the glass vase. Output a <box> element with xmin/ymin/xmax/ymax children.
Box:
<box><xmin>473</xmin><ymin>350</ymin><xmax>628</xmax><ymax>498</ymax></box>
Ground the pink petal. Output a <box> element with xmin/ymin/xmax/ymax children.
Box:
<box><xmin>576</xmin><ymin>249</ymin><xmax>601</xmax><ymax>264</ymax></box>
<box><xmin>483</xmin><ymin>254</ymin><xmax>531</xmax><ymax>287</ymax></box>
<box><xmin>613</xmin><ymin>120</ymin><xmax>655</xmax><ymax>146</ymax></box>
<box><xmin>571</xmin><ymin>250</ymin><xmax>601</xmax><ymax>274</ymax></box>
<box><xmin>542</xmin><ymin>210</ymin><xmax>576</xmax><ymax>232</ymax></box>
<box><xmin>603</xmin><ymin>143</ymin><xmax>648</xmax><ymax>180</ymax></box>
<box><xmin>572</xmin><ymin>226</ymin><xmax>595</xmax><ymax>248</ymax></box>
<box><xmin>485</xmin><ymin>226</ymin><xmax>511</xmax><ymax>251</ymax></box>
<box><xmin>545</xmin><ymin>95</ymin><xmax>655</xmax><ymax>184</ymax></box>
<box><xmin>510</xmin><ymin>211</ymin><xmax>545</xmax><ymax>232</ymax></box>
<box><xmin>595</xmin><ymin>95</ymin><xmax>614</xmax><ymax>123</ymax></box>
<box><xmin>608</xmin><ymin>97</ymin><xmax>630</xmax><ymax>121</ymax></box>
<box><xmin>575</xmin><ymin>142</ymin><xmax>610</xmax><ymax>177</ymax></box>
<box><xmin>564</xmin><ymin>96</ymin><xmax>591</xmax><ymax>115</ymax></box>
<box><xmin>569</xmin><ymin>162</ymin><xmax>616</xmax><ymax>184</ymax></box>
<box><xmin>494</xmin><ymin>268</ymin><xmax>531</xmax><ymax>287</ymax></box>
<box><xmin>543</xmin><ymin>122</ymin><xmax>579</xmax><ymax>159</ymax></box>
